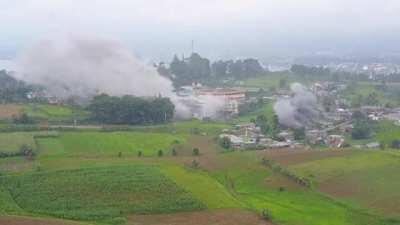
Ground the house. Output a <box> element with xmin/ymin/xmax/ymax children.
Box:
<box><xmin>365</xmin><ymin>142</ymin><xmax>380</xmax><ymax>149</ymax></box>
<box><xmin>306</xmin><ymin>129</ymin><xmax>327</xmax><ymax>145</ymax></box>
<box><xmin>325</xmin><ymin>135</ymin><xmax>345</xmax><ymax>148</ymax></box>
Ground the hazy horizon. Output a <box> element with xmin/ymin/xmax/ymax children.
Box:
<box><xmin>1</xmin><ymin>0</ymin><xmax>400</xmax><ymax>61</ymax></box>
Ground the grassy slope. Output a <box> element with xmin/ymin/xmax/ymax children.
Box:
<box><xmin>212</xmin><ymin>152</ymin><xmax>390</xmax><ymax>225</ymax></box>
<box><xmin>291</xmin><ymin>151</ymin><xmax>400</xmax><ymax>218</ymax></box>
<box><xmin>1</xmin><ymin>124</ymin><xmax>398</xmax><ymax>225</ymax></box>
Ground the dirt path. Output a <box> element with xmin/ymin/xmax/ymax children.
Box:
<box><xmin>0</xmin><ymin>216</ymin><xmax>85</xmax><ymax>225</ymax></box>
<box><xmin>128</xmin><ymin>209</ymin><xmax>272</xmax><ymax>225</ymax></box>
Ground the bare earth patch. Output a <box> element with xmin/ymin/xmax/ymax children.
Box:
<box><xmin>258</xmin><ymin>149</ymin><xmax>351</xmax><ymax>166</ymax></box>
<box><xmin>0</xmin><ymin>104</ymin><xmax>23</xmax><ymax>119</ymax></box>
<box><xmin>128</xmin><ymin>209</ymin><xmax>272</xmax><ymax>225</ymax></box>
<box><xmin>0</xmin><ymin>216</ymin><xmax>83</xmax><ymax>225</ymax></box>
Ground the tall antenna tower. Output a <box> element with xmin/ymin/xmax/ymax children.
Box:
<box><xmin>191</xmin><ymin>40</ymin><xmax>194</xmax><ymax>54</ymax></box>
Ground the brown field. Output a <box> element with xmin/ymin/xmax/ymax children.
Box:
<box><xmin>0</xmin><ymin>104</ymin><xmax>23</xmax><ymax>119</ymax></box>
<box><xmin>258</xmin><ymin>149</ymin><xmax>351</xmax><ymax>166</ymax></box>
<box><xmin>128</xmin><ymin>209</ymin><xmax>272</xmax><ymax>225</ymax></box>
<box><xmin>0</xmin><ymin>216</ymin><xmax>85</xmax><ymax>225</ymax></box>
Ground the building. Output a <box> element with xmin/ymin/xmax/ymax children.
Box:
<box><xmin>195</xmin><ymin>88</ymin><xmax>246</xmax><ymax>115</ymax></box>
<box><xmin>325</xmin><ymin>135</ymin><xmax>345</xmax><ymax>148</ymax></box>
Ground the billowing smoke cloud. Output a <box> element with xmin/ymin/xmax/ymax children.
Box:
<box><xmin>274</xmin><ymin>83</ymin><xmax>320</xmax><ymax>128</ymax></box>
<box><xmin>16</xmin><ymin>35</ymin><xmax>173</xmax><ymax>98</ymax></box>
<box><xmin>14</xmin><ymin>35</ymin><xmax>224</xmax><ymax>119</ymax></box>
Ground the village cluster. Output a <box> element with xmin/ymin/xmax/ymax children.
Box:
<box><xmin>215</xmin><ymin>81</ymin><xmax>400</xmax><ymax>150</ymax></box>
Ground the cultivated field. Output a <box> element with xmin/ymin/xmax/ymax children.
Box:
<box><xmin>0</xmin><ymin>165</ymin><xmax>204</xmax><ymax>220</ymax></box>
<box><xmin>1</xmin><ymin>123</ymin><xmax>399</xmax><ymax>225</ymax></box>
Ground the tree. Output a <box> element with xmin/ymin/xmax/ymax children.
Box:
<box><xmin>88</xmin><ymin>94</ymin><xmax>175</xmax><ymax>125</ymax></box>
<box><xmin>270</xmin><ymin>114</ymin><xmax>280</xmax><ymax>136</ymax></box>
<box><xmin>137</xmin><ymin>151</ymin><xmax>143</xmax><ymax>157</ymax></box>
<box><xmin>352</xmin><ymin>120</ymin><xmax>372</xmax><ymax>140</ymax></box>
<box><xmin>279</xmin><ymin>78</ymin><xmax>288</xmax><ymax>89</ymax></box>
<box><xmin>171</xmin><ymin>148</ymin><xmax>177</xmax><ymax>156</ymax></box>
<box><xmin>192</xmin><ymin>148</ymin><xmax>200</xmax><ymax>156</ymax></box>
<box><xmin>158</xmin><ymin>150</ymin><xmax>164</xmax><ymax>157</ymax></box>
<box><xmin>256</xmin><ymin>115</ymin><xmax>269</xmax><ymax>134</ymax></box>
<box><xmin>243</xmin><ymin>58</ymin><xmax>264</xmax><ymax>75</ymax></box>
<box><xmin>13</xmin><ymin>113</ymin><xmax>34</xmax><ymax>124</ymax></box>
<box><xmin>19</xmin><ymin>144</ymin><xmax>34</xmax><ymax>159</ymax></box>
<box><xmin>293</xmin><ymin>128</ymin><xmax>305</xmax><ymax>140</ymax></box>
<box><xmin>392</xmin><ymin>140</ymin><xmax>400</xmax><ymax>149</ymax></box>
<box><xmin>191</xmin><ymin>160</ymin><xmax>199</xmax><ymax>169</ymax></box>
<box><xmin>261</xmin><ymin>209</ymin><xmax>272</xmax><ymax>221</ymax></box>
<box><xmin>211</xmin><ymin>60</ymin><xmax>228</xmax><ymax>77</ymax></box>
<box><xmin>219</xmin><ymin>136</ymin><xmax>231</xmax><ymax>149</ymax></box>
<box><xmin>322</xmin><ymin>96</ymin><xmax>335</xmax><ymax>112</ymax></box>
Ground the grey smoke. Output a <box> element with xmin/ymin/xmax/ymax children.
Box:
<box><xmin>14</xmin><ymin>35</ymin><xmax>224</xmax><ymax>119</ymax></box>
<box><xmin>274</xmin><ymin>83</ymin><xmax>319</xmax><ymax>128</ymax></box>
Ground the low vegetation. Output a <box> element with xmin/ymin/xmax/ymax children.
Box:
<box><xmin>0</xmin><ymin>165</ymin><xmax>205</xmax><ymax>221</ymax></box>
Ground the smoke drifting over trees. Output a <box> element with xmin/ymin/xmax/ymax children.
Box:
<box><xmin>13</xmin><ymin>35</ymin><xmax>228</xmax><ymax>119</ymax></box>
<box><xmin>16</xmin><ymin>35</ymin><xmax>174</xmax><ymax>98</ymax></box>
<box><xmin>274</xmin><ymin>83</ymin><xmax>320</xmax><ymax>128</ymax></box>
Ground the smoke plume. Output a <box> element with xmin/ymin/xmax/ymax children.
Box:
<box><xmin>274</xmin><ymin>83</ymin><xmax>320</xmax><ymax>128</ymax></box>
<box><xmin>14</xmin><ymin>35</ymin><xmax>224</xmax><ymax>119</ymax></box>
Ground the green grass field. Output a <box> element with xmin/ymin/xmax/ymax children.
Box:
<box><xmin>291</xmin><ymin>150</ymin><xmax>400</xmax><ymax>218</ymax></box>
<box><xmin>211</xmin><ymin>151</ymin><xmax>393</xmax><ymax>225</ymax></box>
<box><xmin>163</xmin><ymin>165</ymin><xmax>242</xmax><ymax>209</ymax></box>
<box><xmin>0</xmin><ymin>165</ymin><xmax>205</xmax><ymax>221</ymax></box>
<box><xmin>37</xmin><ymin>131</ymin><xmax>187</xmax><ymax>157</ymax></box>
<box><xmin>1</xmin><ymin>123</ymin><xmax>399</xmax><ymax>225</ymax></box>
<box><xmin>24</xmin><ymin>104</ymin><xmax>89</xmax><ymax>122</ymax></box>
<box><xmin>0</xmin><ymin>132</ymin><xmax>36</xmax><ymax>153</ymax></box>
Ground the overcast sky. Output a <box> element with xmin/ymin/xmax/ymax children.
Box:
<box><xmin>1</xmin><ymin>0</ymin><xmax>400</xmax><ymax>60</ymax></box>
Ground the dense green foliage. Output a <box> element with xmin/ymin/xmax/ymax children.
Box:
<box><xmin>88</xmin><ymin>94</ymin><xmax>174</xmax><ymax>125</ymax></box>
<box><xmin>164</xmin><ymin>53</ymin><xmax>265</xmax><ymax>86</ymax></box>
<box><xmin>0</xmin><ymin>165</ymin><xmax>205</xmax><ymax>220</ymax></box>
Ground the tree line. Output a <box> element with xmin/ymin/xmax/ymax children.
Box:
<box><xmin>88</xmin><ymin>94</ymin><xmax>175</xmax><ymax>125</ymax></box>
<box><xmin>0</xmin><ymin>70</ymin><xmax>34</xmax><ymax>103</ymax></box>
<box><xmin>157</xmin><ymin>53</ymin><xmax>266</xmax><ymax>86</ymax></box>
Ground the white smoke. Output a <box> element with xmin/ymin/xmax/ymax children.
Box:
<box><xmin>14</xmin><ymin>34</ymin><xmax>225</xmax><ymax>119</ymax></box>
<box><xmin>274</xmin><ymin>83</ymin><xmax>319</xmax><ymax>128</ymax></box>
<box><xmin>16</xmin><ymin>35</ymin><xmax>173</xmax><ymax>98</ymax></box>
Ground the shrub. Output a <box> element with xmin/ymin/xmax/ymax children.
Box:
<box><xmin>392</xmin><ymin>140</ymin><xmax>400</xmax><ymax>149</ymax></box>
<box><xmin>261</xmin><ymin>209</ymin><xmax>272</xmax><ymax>221</ymax></box>
<box><xmin>192</xmin><ymin>148</ymin><xmax>200</xmax><ymax>156</ymax></box>
<box><xmin>219</xmin><ymin>136</ymin><xmax>231</xmax><ymax>149</ymax></box>
<box><xmin>191</xmin><ymin>160</ymin><xmax>199</xmax><ymax>169</ymax></box>
<box><xmin>137</xmin><ymin>151</ymin><xmax>142</xmax><ymax>157</ymax></box>
<box><xmin>158</xmin><ymin>150</ymin><xmax>164</xmax><ymax>157</ymax></box>
<box><xmin>171</xmin><ymin>148</ymin><xmax>177</xmax><ymax>156</ymax></box>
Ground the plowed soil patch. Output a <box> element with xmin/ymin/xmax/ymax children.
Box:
<box><xmin>0</xmin><ymin>104</ymin><xmax>22</xmax><ymax>119</ymax></box>
<box><xmin>259</xmin><ymin>149</ymin><xmax>351</xmax><ymax>166</ymax></box>
<box><xmin>128</xmin><ymin>209</ymin><xmax>272</xmax><ymax>225</ymax></box>
<box><xmin>0</xmin><ymin>216</ymin><xmax>82</xmax><ymax>225</ymax></box>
